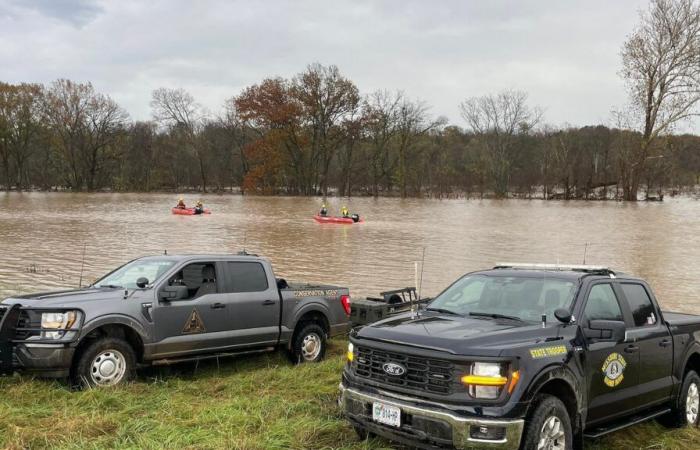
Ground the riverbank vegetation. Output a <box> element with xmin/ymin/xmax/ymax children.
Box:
<box><xmin>0</xmin><ymin>340</ymin><xmax>697</xmax><ymax>450</ymax></box>
<box><xmin>1</xmin><ymin>0</ymin><xmax>699</xmax><ymax>200</ymax></box>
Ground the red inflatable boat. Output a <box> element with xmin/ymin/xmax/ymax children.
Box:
<box><xmin>313</xmin><ymin>215</ymin><xmax>363</xmax><ymax>224</ymax></box>
<box><xmin>171</xmin><ymin>207</ymin><xmax>211</xmax><ymax>215</ymax></box>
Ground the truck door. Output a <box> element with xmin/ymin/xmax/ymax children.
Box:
<box><xmin>618</xmin><ymin>282</ymin><xmax>673</xmax><ymax>410</ymax></box>
<box><xmin>581</xmin><ymin>282</ymin><xmax>641</xmax><ymax>425</ymax></box>
<box><xmin>152</xmin><ymin>261</ymin><xmax>238</xmax><ymax>358</ymax></box>
<box><xmin>218</xmin><ymin>261</ymin><xmax>280</xmax><ymax>347</ymax></box>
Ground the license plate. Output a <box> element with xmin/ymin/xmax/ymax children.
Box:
<box><xmin>372</xmin><ymin>402</ymin><xmax>401</xmax><ymax>427</ymax></box>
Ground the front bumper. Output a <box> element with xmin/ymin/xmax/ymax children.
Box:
<box><xmin>340</xmin><ymin>383</ymin><xmax>524</xmax><ymax>450</ymax></box>
<box><xmin>11</xmin><ymin>344</ymin><xmax>75</xmax><ymax>377</ymax></box>
<box><xmin>1</xmin><ymin>304</ymin><xmax>80</xmax><ymax>378</ymax></box>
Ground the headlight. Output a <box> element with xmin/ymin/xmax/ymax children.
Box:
<box><xmin>41</xmin><ymin>311</ymin><xmax>78</xmax><ymax>340</ymax></box>
<box><xmin>347</xmin><ymin>342</ymin><xmax>354</xmax><ymax>363</ymax></box>
<box><xmin>461</xmin><ymin>362</ymin><xmax>519</xmax><ymax>399</ymax></box>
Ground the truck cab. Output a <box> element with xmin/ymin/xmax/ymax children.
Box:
<box><xmin>341</xmin><ymin>264</ymin><xmax>700</xmax><ymax>449</ymax></box>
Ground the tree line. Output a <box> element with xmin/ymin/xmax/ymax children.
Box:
<box><xmin>1</xmin><ymin>0</ymin><xmax>699</xmax><ymax>200</ymax></box>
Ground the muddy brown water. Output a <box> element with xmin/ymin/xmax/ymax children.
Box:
<box><xmin>0</xmin><ymin>192</ymin><xmax>699</xmax><ymax>314</ymax></box>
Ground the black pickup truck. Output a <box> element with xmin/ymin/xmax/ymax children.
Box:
<box><xmin>0</xmin><ymin>253</ymin><xmax>351</xmax><ymax>387</ymax></box>
<box><xmin>340</xmin><ymin>264</ymin><xmax>700</xmax><ymax>449</ymax></box>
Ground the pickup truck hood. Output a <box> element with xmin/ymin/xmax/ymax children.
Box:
<box><xmin>356</xmin><ymin>311</ymin><xmax>557</xmax><ymax>357</ymax></box>
<box><xmin>2</xmin><ymin>287</ymin><xmax>127</xmax><ymax>308</ymax></box>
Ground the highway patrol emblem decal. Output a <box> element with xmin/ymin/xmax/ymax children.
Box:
<box><xmin>182</xmin><ymin>309</ymin><xmax>206</xmax><ymax>334</ymax></box>
<box><xmin>602</xmin><ymin>352</ymin><xmax>627</xmax><ymax>387</ymax></box>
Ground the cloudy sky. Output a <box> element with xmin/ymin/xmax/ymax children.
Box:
<box><xmin>1</xmin><ymin>0</ymin><xmax>650</xmax><ymax>127</ymax></box>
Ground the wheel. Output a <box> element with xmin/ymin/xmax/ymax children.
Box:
<box><xmin>521</xmin><ymin>394</ymin><xmax>573</xmax><ymax>450</ymax></box>
<box><xmin>71</xmin><ymin>337</ymin><xmax>136</xmax><ymax>388</ymax></box>
<box><xmin>290</xmin><ymin>323</ymin><xmax>326</xmax><ymax>364</ymax></box>
<box><xmin>659</xmin><ymin>370</ymin><xmax>700</xmax><ymax>428</ymax></box>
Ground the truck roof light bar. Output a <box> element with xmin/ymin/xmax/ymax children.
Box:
<box><xmin>493</xmin><ymin>263</ymin><xmax>615</xmax><ymax>275</ymax></box>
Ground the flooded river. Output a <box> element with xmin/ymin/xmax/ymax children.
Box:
<box><xmin>0</xmin><ymin>192</ymin><xmax>699</xmax><ymax>313</ymax></box>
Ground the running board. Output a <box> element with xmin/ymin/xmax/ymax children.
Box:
<box><xmin>150</xmin><ymin>347</ymin><xmax>275</xmax><ymax>366</ymax></box>
<box><xmin>584</xmin><ymin>408</ymin><xmax>671</xmax><ymax>439</ymax></box>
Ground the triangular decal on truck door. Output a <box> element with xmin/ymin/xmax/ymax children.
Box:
<box><xmin>182</xmin><ymin>309</ymin><xmax>206</xmax><ymax>334</ymax></box>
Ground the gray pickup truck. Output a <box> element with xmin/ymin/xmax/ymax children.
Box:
<box><xmin>0</xmin><ymin>253</ymin><xmax>351</xmax><ymax>387</ymax></box>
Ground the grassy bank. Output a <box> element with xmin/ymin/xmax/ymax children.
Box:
<box><xmin>1</xmin><ymin>339</ymin><xmax>698</xmax><ymax>450</ymax></box>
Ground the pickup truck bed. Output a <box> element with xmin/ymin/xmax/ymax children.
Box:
<box><xmin>663</xmin><ymin>311</ymin><xmax>700</xmax><ymax>326</ymax></box>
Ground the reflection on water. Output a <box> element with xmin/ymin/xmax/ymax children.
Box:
<box><xmin>0</xmin><ymin>192</ymin><xmax>699</xmax><ymax>313</ymax></box>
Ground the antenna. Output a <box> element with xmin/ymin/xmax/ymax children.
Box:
<box><xmin>78</xmin><ymin>243</ymin><xmax>87</xmax><ymax>288</ymax></box>
<box><xmin>582</xmin><ymin>242</ymin><xmax>589</xmax><ymax>265</ymax></box>
<box><xmin>418</xmin><ymin>247</ymin><xmax>426</xmax><ymax>301</ymax></box>
<box><xmin>412</xmin><ymin>247</ymin><xmax>426</xmax><ymax>318</ymax></box>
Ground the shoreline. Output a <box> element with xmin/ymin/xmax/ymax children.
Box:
<box><xmin>1</xmin><ymin>187</ymin><xmax>698</xmax><ymax>201</ymax></box>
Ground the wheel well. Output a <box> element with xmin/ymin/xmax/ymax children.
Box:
<box><xmin>291</xmin><ymin>311</ymin><xmax>330</xmax><ymax>345</ymax></box>
<box><xmin>532</xmin><ymin>378</ymin><xmax>579</xmax><ymax>432</ymax></box>
<box><xmin>76</xmin><ymin>324</ymin><xmax>144</xmax><ymax>362</ymax></box>
<box><xmin>686</xmin><ymin>352</ymin><xmax>700</xmax><ymax>377</ymax></box>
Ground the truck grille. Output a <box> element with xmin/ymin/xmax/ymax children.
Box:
<box><xmin>0</xmin><ymin>307</ymin><xmax>32</xmax><ymax>340</ymax></box>
<box><xmin>354</xmin><ymin>346</ymin><xmax>456</xmax><ymax>394</ymax></box>
<box><xmin>14</xmin><ymin>311</ymin><xmax>32</xmax><ymax>340</ymax></box>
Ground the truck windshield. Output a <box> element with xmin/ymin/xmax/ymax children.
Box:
<box><xmin>428</xmin><ymin>275</ymin><xmax>577</xmax><ymax>323</ymax></box>
<box><xmin>93</xmin><ymin>259</ymin><xmax>176</xmax><ymax>289</ymax></box>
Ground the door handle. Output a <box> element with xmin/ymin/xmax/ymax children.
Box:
<box><xmin>262</xmin><ymin>300</ymin><xmax>276</xmax><ymax>306</ymax></box>
<box><xmin>211</xmin><ymin>303</ymin><xmax>226</xmax><ymax>309</ymax></box>
<box><xmin>624</xmin><ymin>345</ymin><xmax>639</xmax><ymax>354</ymax></box>
<box><xmin>660</xmin><ymin>339</ymin><xmax>672</xmax><ymax>348</ymax></box>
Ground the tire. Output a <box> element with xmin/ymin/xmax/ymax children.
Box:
<box><xmin>521</xmin><ymin>394</ymin><xmax>573</xmax><ymax>450</ymax></box>
<box><xmin>659</xmin><ymin>370</ymin><xmax>700</xmax><ymax>428</ymax></box>
<box><xmin>289</xmin><ymin>323</ymin><xmax>327</xmax><ymax>364</ymax></box>
<box><xmin>71</xmin><ymin>337</ymin><xmax>136</xmax><ymax>388</ymax></box>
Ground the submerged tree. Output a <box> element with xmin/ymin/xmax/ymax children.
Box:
<box><xmin>43</xmin><ymin>79</ymin><xmax>128</xmax><ymax>191</ymax></box>
<box><xmin>151</xmin><ymin>88</ymin><xmax>209</xmax><ymax>191</ymax></box>
<box><xmin>362</xmin><ymin>90</ymin><xmax>403</xmax><ymax>196</ymax></box>
<box><xmin>620</xmin><ymin>0</ymin><xmax>700</xmax><ymax>200</ymax></box>
<box><xmin>293</xmin><ymin>63</ymin><xmax>360</xmax><ymax>195</ymax></box>
<box><xmin>395</xmin><ymin>98</ymin><xmax>445</xmax><ymax>198</ymax></box>
<box><xmin>0</xmin><ymin>82</ymin><xmax>44</xmax><ymax>190</ymax></box>
<box><xmin>235</xmin><ymin>64</ymin><xmax>359</xmax><ymax>195</ymax></box>
<box><xmin>459</xmin><ymin>90</ymin><xmax>542</xmax><ymax>197</ymax></box>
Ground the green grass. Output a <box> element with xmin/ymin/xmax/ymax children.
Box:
<box><xmin>1</xmin><ymin>340</ymin><xmax>698</xmax><ymax>449</ymax></box>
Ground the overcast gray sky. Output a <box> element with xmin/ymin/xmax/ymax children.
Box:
<box><xmin>0</xmin><ymin>0</ymin><xmax>650</xmax><ymax>127</ymax></box>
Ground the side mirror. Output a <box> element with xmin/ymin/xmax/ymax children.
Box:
<box><xmin>554</xmin><ymin>308</ymin><xmax>572</xmax><ymax>324</ymax></box>
<box><xmin>159</xmin><ymin>285</ymin><xmax>188</xmax><ymax>301</ymax></box>
<box><xmin>136</xmin><ymin>277</ymin><xmax>149</xmax><ymax>289</ymax></box>
<box><xmin>586</xmin><ymin>320</ymin><xmax>626</xmax><ymax>343</ymax></box>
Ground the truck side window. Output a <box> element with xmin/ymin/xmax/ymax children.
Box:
<box><xmin>168</xmin><ymin>262</ymin><xmax>218</xmax><ymax>300</ymax></box>
<box><xmin>621</xmin><ymin>283</ymin><xmax>657</xmax><ymax>327</ymax></box>
<box><xmin>224</xmin><ymin>262</ymin><xmax>269</xmax><ymax>293</ymax></box>
<box><xmin>584</xmin><ymin>284</ymin><xmax>623</xmax><ymax>322</ymax></box>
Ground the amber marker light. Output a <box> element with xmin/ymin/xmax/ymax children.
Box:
<box><xmin>507</xmin><ymin>370</ymin><xmax>521</xmax><ymax>393</ymax></box>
